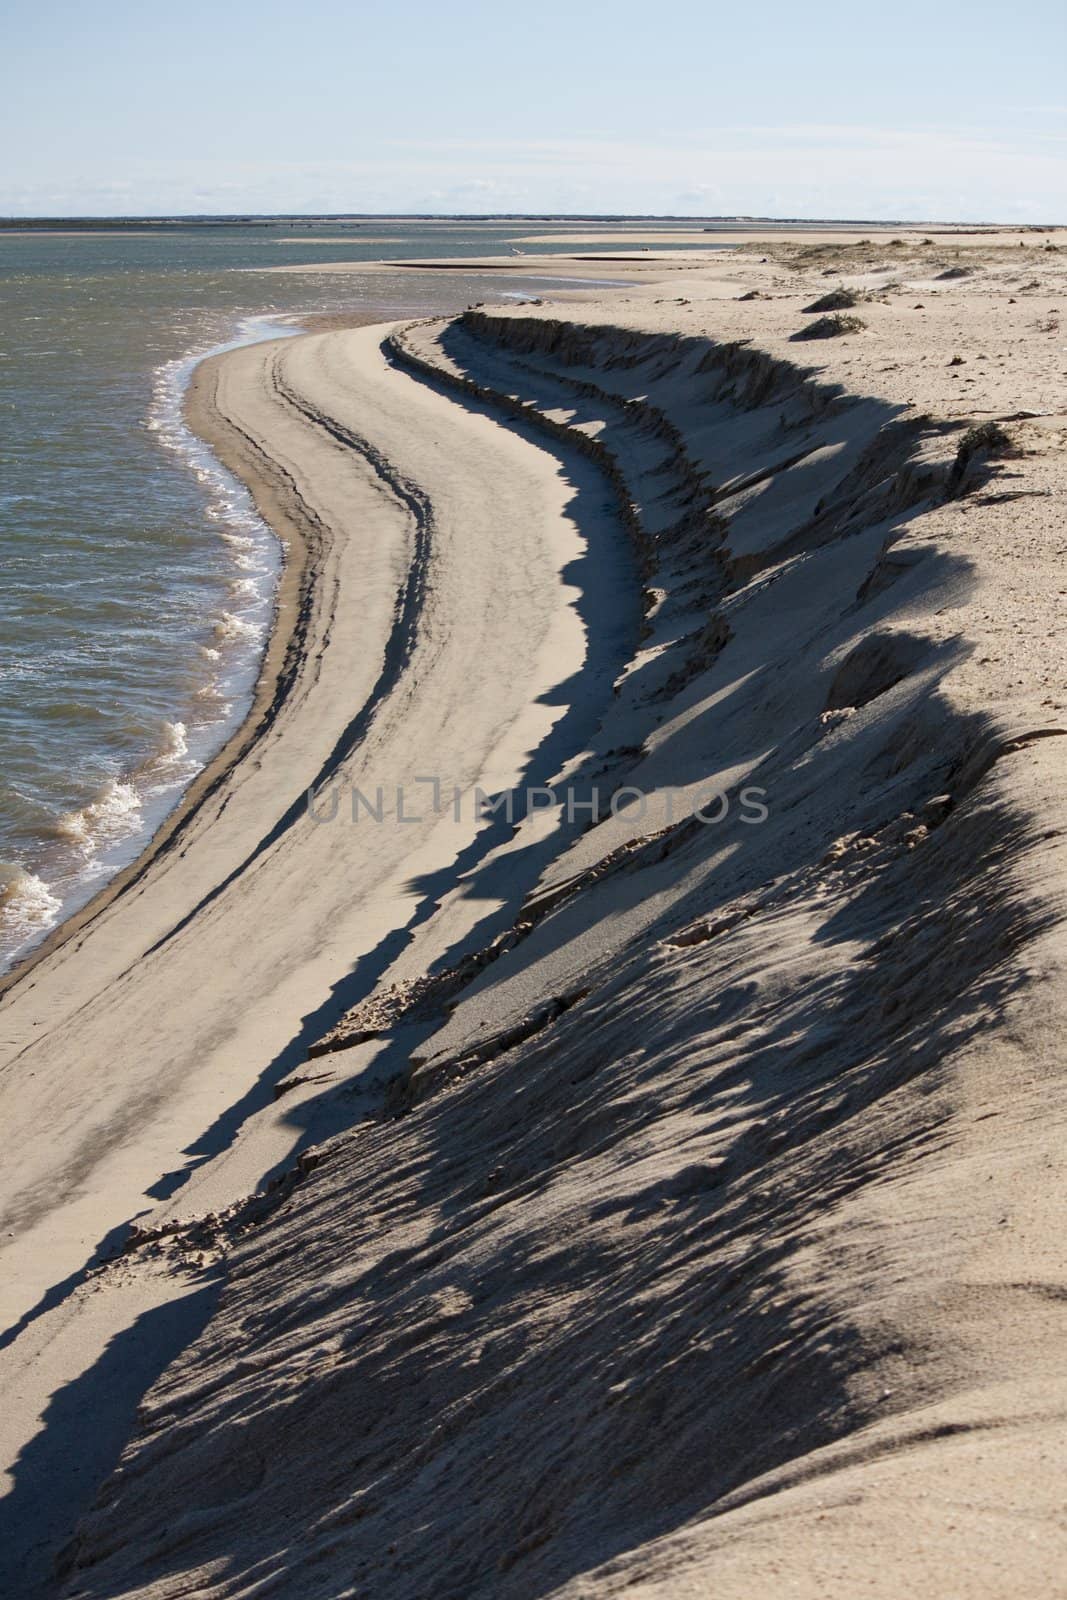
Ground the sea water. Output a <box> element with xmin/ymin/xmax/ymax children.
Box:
<box><xmin>0</xmin><ymin>217</ymin><xmax>714</xmax><ymax>969</ymax></box>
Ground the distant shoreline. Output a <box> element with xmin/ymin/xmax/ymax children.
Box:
<box><xmin>2</xmin><ymin>213</ymin><xmax>1048</xmax><ymax>234</ymax></box>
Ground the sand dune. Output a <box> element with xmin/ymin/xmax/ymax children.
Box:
<box><xmin>2</xmin><ymin>237</ymin><xmax>1066</xmax><ymax>1596</ymax></box>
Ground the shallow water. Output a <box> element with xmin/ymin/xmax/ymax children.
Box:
<box><xmin>0</xmin><ymin>219</ymin><xmax>717</xmax><ymax>969</ymax></box>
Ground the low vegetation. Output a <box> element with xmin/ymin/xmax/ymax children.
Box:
<box><xmin>802</xmin><ymin>286</ymin><xmax>865</xmax><ymax>313</ymax></box>
<box><xmin>791</xmin><ymin>312</ymin><xmax>867</xmax><ymax>341</ymax></box>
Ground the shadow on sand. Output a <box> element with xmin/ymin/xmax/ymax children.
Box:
<box><xmin>0</xmin><ymin>1281</ymin><xmax>219</xmax><ymax>1599</ymax></box>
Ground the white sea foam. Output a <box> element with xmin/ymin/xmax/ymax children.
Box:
<box><xmin>152</xmin><ymin>719</ymin><xmax>189</xmax><ymax>768</ymax></box>
<box><xmin>194</xmin><ymin>682</ymin><xmax>232</xmax><ymax>721</ymax></box>
<box><xmin>229</xmin><ymin>575</ymin><xmax>261</xmax><ymax>602</ymax></box>
<box><xmin>145</xmin><ymin>315</ymin><xmax>300</xmax><ymax>723</ymax></box>
<box><xmin>143</xmin><ymin>315</ymin><xmax>299</xmax><ymax>678</ymax></box>
<box><xmin>55</xmin><ymin>778</ymin><xmax>143</xmax><ymax>856</ymax></box>
<box><xmin>1</xmin><ymin>316</ymin><xmax>302</xmax><ymax>974</ymax></box>
<box><xmin>214</xmin><ymin>611</ymin><xmax>261</xmax><ymax>646</ymax></box>
<box><xmin>48</xmin><ymin>720</ymin><xmax>194</xmax><ymax>893</ymax></box>
<box><xmin>0</xmin><ymin>861</ymin><xmax>63</xmax><ymax>939</ymax></box>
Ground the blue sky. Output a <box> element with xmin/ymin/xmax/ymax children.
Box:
<box><xmin>2</xmin><ymin>0</ymin><xmax>1064</xmax><ymax>218</ymax></box>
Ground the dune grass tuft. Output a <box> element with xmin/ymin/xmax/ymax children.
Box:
<box><xmin>956</xmin><ymin>420</ymin><xmax>1013</xmax><ymax>459</ymax></box>
<box><xmin>791</xmin><ymin>313</ymin><xmax>866</xmax><ymax>342</ymax></box>
<box><xmin>802</xmin><ymin>286</ymin><xmax>865</xmax><ymax>313</ymax></box>
<box><xmin>946</xmin><ymin>421</ymin><xmax>1016</xmax><ymax>497</ymax></box>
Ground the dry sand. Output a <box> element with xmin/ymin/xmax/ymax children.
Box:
<box><xmin>2</xmin><ymin>229</ymin><xmax>1066</xmax><ymax>1597</ymax></box>
<box><xmin>0</xmin><ymin>322</ymin><xmax>634</xmax><ymax>1594</ymax></box>
<box><xmin>260</xmin><ymin>225</ymin><xmax>1067</xmax><ymax>281</ymax></box>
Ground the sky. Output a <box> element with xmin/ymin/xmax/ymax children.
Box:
<box><xmin>1</xmin><ymin>0</ymin><xmax>1065</xmax><ymax>220</ymax></box>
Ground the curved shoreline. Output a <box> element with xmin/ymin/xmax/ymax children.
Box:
<box><xmin>0</xmin><ymin>317</ymin><xmax>637</xmax><ymax>1594</ymax></box>
<box><xmin>0</xmin><ymin>341</ymin><xmax>318</xmax><ymax>1003</ymax></box>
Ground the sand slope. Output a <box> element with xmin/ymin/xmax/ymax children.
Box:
<box><xmin>0</xmin><ymin>325</ymin><xmax>635</xmax><ymax>1594</ymax></box>
<box><xmin>51</xmin><ymin>245</ymin><xmax>1067</xmax><ymax>1596</ymax></box>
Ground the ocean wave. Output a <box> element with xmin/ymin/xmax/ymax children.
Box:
<box><xmin>218</xmin><ymin>533</ymin><xmax>259</xmax><ymax>572</ymax></box>
<box><xmin>0</xmin><ymin>861</ymin><xmax>63</xmax><ymax>938</ymax></box>
<box><xmin>152</xmin><ymin>718</ymin><xmax>189</xmax><ymax>767</ymax></box>
<box><xmin>228</xmin><ymin>575</ymin><xmax>262</xmax><ymax>602</ymax></box>
<box><xmin>213</xmin><ymin>610</ymin><xmax>261</xmax><ymax>646</ymax></box>
<box><xmin>144</xmin><ymin>317</ymin><xmax>293</xmax><ymax>747</ymax></box>
<box><xmin>0</xmin><ymin>317</ymin><xmax>300</xmax><ymax>975</ymax></box>
<box><xmin>140</xmin><ymin>723</ymin><xmax>191</xmax><ymax>777</ymax></box>
<box><xmin>49</xmin><ymin>718</ymin><xmax>192</xmax><ymax>865</ymax></box>
<box><xmin>193</xmin><ymin>682</ymin><xmax>232</xmax><ymax>719</ymax></box>
<box><xmin>54</xmin><ymin>777</ymin><xmax>143</xmax><ymax>856</ymax></box>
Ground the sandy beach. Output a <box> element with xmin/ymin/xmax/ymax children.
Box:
<box><xmin>0</xmin><ymin>318</ymin><xmax>635</xmax><ymax>1590</ymax></box>
<box><xmin>2</xmin><ymin>225</ymin><xmax>1066</xmax><ymax>1596</ymax></box>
